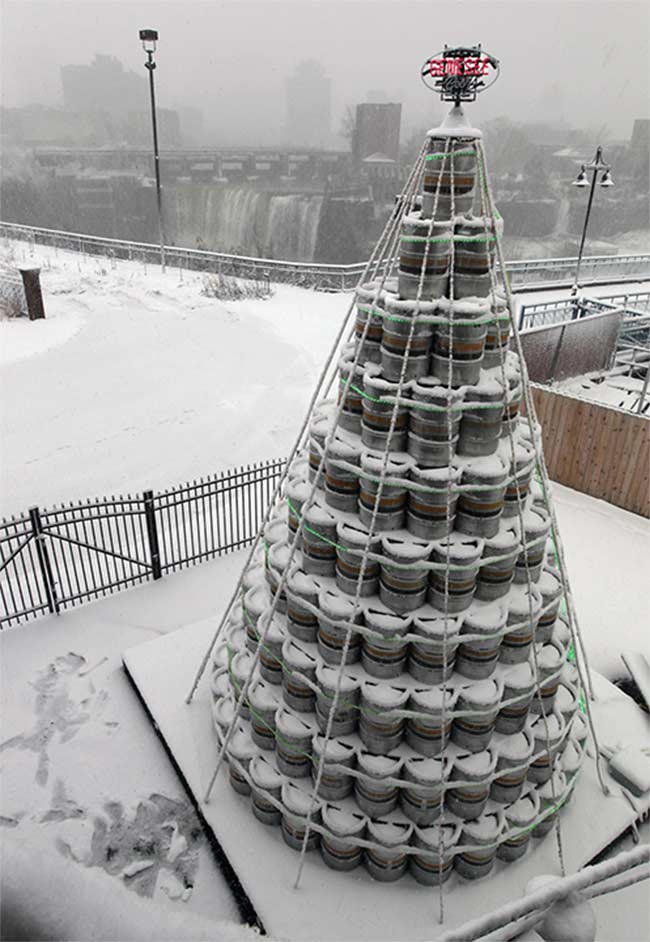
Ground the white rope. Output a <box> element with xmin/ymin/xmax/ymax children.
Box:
<box><xmin>476</xmin><ymin>144</ymin><xmax>567</xmax><ymax>877</ymax></box>
<box><xmin>475</xmin><ymin>139</ymin><xmax>609</xmax><ymax>797</ymax></box>
<box><xmin>185</xmin><ymin>143</ymin><xmax>427</xmax><ymax>705</ymax></box>
<box><xmin>437</xmin><ymin>133</ymin><xmax>458</xmax><ymax>926</ymax></box>
<box><xmin>201</xmin><ymin>146</ymin><xmax>429</xmax><ymax>801</ymax></box>
<box><xmin>292</xmin><ymin>136</ymin><xmax>452</xmax><ymax>891</ymax></box>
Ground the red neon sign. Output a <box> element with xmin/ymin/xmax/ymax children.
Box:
<box><xmin>428</xmin><ymin>57</ymin><xmax>491</xmax><ymax>78</ymax></box>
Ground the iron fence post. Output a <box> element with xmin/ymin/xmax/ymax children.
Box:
<box><xmin>29</xmin><ymin>506</ymin><xmax>59</xmax><ymax>614</ymax></box>
<box><xmin>143</xmin><ymin>489</ymin><xmax>162</xmax><ymax>579</ymax></box>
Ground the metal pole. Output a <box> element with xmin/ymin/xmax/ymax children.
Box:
<box><xmin>572</xmin><ymin>146</ymin><xmax>605</xmax><ymax>305</ymax></box>
<box><xmin>145</xmin><ymin>50</ymin><xmax>166</xmax><ymax>272</ymax></box>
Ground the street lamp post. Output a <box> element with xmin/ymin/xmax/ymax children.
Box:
<box><xmin>570</xmin><ymin>146</ymin><xmax>614</xmax><ymax>315</ymax></box>
<box><xmin>139</xmin><ymin>28</ymin><xmax>166</xmax><ymax>272</ymax></box>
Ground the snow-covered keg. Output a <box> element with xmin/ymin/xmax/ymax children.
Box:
<box><xmin>555</xmin><ymin>682</ymin><xmax>579</xmax><ymax>729</ymax></box>
<box><xmin>228</xmin><ymin>650</ymin><xmax>254</xmax><ymax>720</ymax></box>
<box><xmin>359</xmin><ymin>449</ymin><xmax>411</xmax><ymax>532</ymax></box>
<box><xmin>422</xmin><ymin>137</ymin><xmax>477</xmax><ymax>218</ymax></box>
<box><xmin>316</xmin><ymin>588</ymin><xmax>364</xmax><ymax>665</ymax></box>
<box><xmin>410</xmin><ymin>821</ymin><xmax>461</xmax><ymax>885</ymax></box>
<box><xmin>453</xmin><ymin>216</ymin><xmax>496</xmax><ymax>276</ymax></box>
<box><xmin>286</xmin><ymin>477</ymin><xmax>310</xmax><ymax>545</ymax></box>
<box><xmin>320</xmin><ymin>806</ymin><xmax>366</xmax><ymax>872</ymax></box>
<box><xmin>256</xmin><ymin>613</ymin><xmax>286</xmax><ymax>685</ymax></box>
<box><xmin>359</xmin><ymin>681</ymin><xmax>409</xmax><ymax>754</ymax></box>
<box><xmin>315</xmin><ymin>664</ymin><xmax>360</xmax><ymax>737</ymax></box>
<box><xmin>407</xmin><ymin>465</ymin><xmax>462</xmax><ymax>539</ymax></box>
<box><xmin>501</xmin><ymin>372</ymin><xmax>523</xmax><ymax>439</ymax></box>
<box><xmin>560</xmin><ymin>738</ymin><xmax>583</xmax><ymax>795</ymax></box>
<box><xmin>380</xmin><ymin>296</ymin><xmax>433</xmax><ymax>381</ymax></box>
<box><xmin>400</xmin><ymin>755</ymin><xmax>445</xmax><ymax>826</ymax></box>
<box><xmin>286</xmin><ymin>569</ymin><xmax>321</xmax><ymax>642</ymax></box>
<box><xmin>362</xmin><ymin>603</ymin><xmax>410</xmax><ymax>679</ymax></box>
<box><xmin>501</xmin><ymin>584</ymin><xmax>542</xmax><ymax>665</ymax></box>
<box><xmin>311</xmin><ymin>735</ymin><xmax>356</xmax><ymax>801</ymax></box>
<box><xmin>455</xmin><ymin>600</ymin><xmax>507</xmax><ymax>680</ymax></box>
<box><xmin>275</xmin><ymin>708</ymin><xmax>313</xmax><ymax>779</ymax></box>
<box><xmin>324</xmin><ymin>436</ymin><xmax>361</xmax><ymax>513</ymax></box>
<box><xmin>250</xmin><ymin>756</ymin><xmax>285</xmax><ymax>826</ymax></box>
<box><xmin>397</xmin><ymin>214</ymin><xmax>451</xmax><ymax>300</ymax></box>
<box><xmin>490</xmin><ymin>730</ymin><xmax>534</xmax><ymax>804</ymax></box>
<box><xmin>249</xmin><ymin>679</ymin><xmax>280</xmax><ymax>751</ymax></box>
<box><xmin>361</xmin><ymin>372</ymin><xmax>410</xmax><ymax>453</ymax></box>
<box><xmin>532</xmin><ymin>770</ymin><xmax>567</xmax><ymax>838</ymax></box>
<box><xmin>354</xmin><ymin>282</ymin><xmax>385</xmax><ymax>363</ymax></box>
<box><xmin>335</xmin><ymin>520</ymin><xmax>381</xmax><ymax>597</ymax></box>
<box><xmin>365</xmin><ymin>819</ymin><xmax>413</xmax><ymax>883</ymax></box>
<box><xmin>431</xmin><ymin>307</ymin><xmax>488</xmax><ymax>388</ymax></box>
<box><xmin>410</xmin><ymin>608</ymin><xmax>462</xmax><ymax>682</ymax></box>
<box><xmin>496</xmin><ymin>662</ymin><xmax>535</xmax><ymax>734</ymax></box>
<box><xmin>227</xmin><ymin>728</ymin><xmax>256</xmax><ymax>796</ymax></box>
<box><xmin>281</xmin><ymin>782</ymin><xmax>321</xmax><ymax>852</ymax></box>
<box><xmin>406</xmin><ymin>686</ymin><xmax>456</xmax><ymax>757</ymax></box>
<box><xmin>408</xmin><ymin>376</ymin><xmax>464</xmax><ymax>462</ymax></box>
<box><xmin>379</xmin><ymin>533</ymin><xmax>433</xmax><ymax>614</ymax></box>
<box><xmin>428</xmin><ymin>533</ymin><xmax>483</xmax><ymax>613</ymax></box>
<box><xmin>446</xmin><ymin>750</ymin><xmax>497</xmax><ymax>820</ymax></box>
<box><xmin>242</xmin><ymin>584</ymin><xmax>270</xmax><ymax>652</ymax></box>
<box><xmin>301</xmin><ymin>502</ymin><xmax>338</xmax><ymax>577</ymax></box>
<box><xmin>281</xmin><ymin>637</ymin><xmax>317</xmax><ymax>712</ymax></box>
<box><xmin>452</xmin><ymin>678</ymin><xmax>502</xmax><ymax>752</ymax></box>
<box><xmin>354</xmin><ymin>752</ymin><xmax>402</xmax><ymax>818</ymax></box>
<box><xmin>513</xmin><ymin>506</ymin><xmax>551</xmax><ymax>583</ymax></box>
<box><xmin>528</xmin><ymin>711</ymin><xmax>565</xmax><ymax>785</ymax></box>
<box><xmin>476</xmin><ymin>526</ymin><xmax>520</xmax><ymax>601</ymax></box>
<box><xmin>536</xmin><ymin>566</ymin><xmax>563</xmax><ymax>643</ymax></box>
<box><xmin>457</xmin><ymin>378</ymin><xmax>505</xmax><ymax>457</ymax></box>
<box><xmin>455</xmin><ymin>456</ymin><xmax>508</xmax><ymax>539</ymax></box>
<box><xmin>497</xmin><ymin>791</ymin><xmax>539</xmax><ymax>862</ymax></box>
<box><xmin>265</xmin><ymin>540</ymin><xmax>295</xmax><ymax>614</ymax></box>
<box><xmin>483</xmin><ymin>295</ymin><xmax>510</xmax><ymax>369</ymax></box>
<box><xmin>530</xmin><ymin>641</ymin><xmax>564</xmax><ymax>714</ymax></box>
<box><xmin>502</xmin><ymin>442</ymin><xmax>535</xmax><ymax>518</ymax></box>
<box><xmin>454</xmin><ymin>811</ymin><xmax>503</xmax><ymax>880</ymax></box>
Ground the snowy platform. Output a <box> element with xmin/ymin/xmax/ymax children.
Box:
<box><xmin>123</xmin><ymin>619</ymin><xmax>650</xmax><ymax>941</ymax></box>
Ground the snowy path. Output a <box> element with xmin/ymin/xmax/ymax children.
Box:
<box><xmin>0</xmin><ymin>239</ymin><xmax>346</xmax><ymax>515</ymax></box>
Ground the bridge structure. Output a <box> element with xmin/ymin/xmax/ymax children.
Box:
<box><xmin>2</xmin><ymin>220</ymin><xmax>649</xmax><ymax>293</ymax></box>
<box><xmin>33</xmin><ymin>145</ymin><xmax>354</xmax><ymax>185</ymax></box>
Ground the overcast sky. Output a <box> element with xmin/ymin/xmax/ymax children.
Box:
<box><xmin>1</xmin><ymin>0</ymin><xmax>648</xmax><ymax>144</ymax></box>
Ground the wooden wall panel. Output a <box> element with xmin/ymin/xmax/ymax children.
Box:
<box><xmin>526</xmin><ymin>385</ymin><xmax>650</xmax><ymax>517</ymax></box>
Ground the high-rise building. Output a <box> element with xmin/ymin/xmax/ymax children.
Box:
<box><xmin>285</xmin><ymin>60</ymin><xmax>331</xmax><ymax>148</ymax></box>
<box><xmin>352</xmin><ymin>102</ymin><xmax>402</xmax><ymax>163</ymax></box>
<box><xmin>61</xmin><ymin>55</ymin><xmax>146</xmax><ymax>115</ymax></box>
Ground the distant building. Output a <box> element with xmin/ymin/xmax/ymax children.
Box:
<box><xmin>630</xmin><ymin>118</ymin><xmax>649</xmax><ymax>152</ymax></box>
<box><xmin>61</xmin><ymin>55</ymin><xmax>146</xmax><ymax>114</ymax></box>
<box><xmin>352</xmin><ymin>102</ymin><xmax>401</xmax><ymax>164</ymax></box>
<box><xmin>286</xmin><ymin>60</ymin><xmax>331</xmax><ymax>148</ymax></box>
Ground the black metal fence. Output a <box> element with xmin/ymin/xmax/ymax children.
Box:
<box><xmin>0</xmin><ymin>458</ymin><xmax>285</xmax><ymax>629</ymax></box>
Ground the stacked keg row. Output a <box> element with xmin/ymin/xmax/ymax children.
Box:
<box><xmin>212</xmin><ymin>125</ymin><xmax>584</xmax><ymax>884</ymax></box>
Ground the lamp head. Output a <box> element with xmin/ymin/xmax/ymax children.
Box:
<box><xmin>600</xmin><ymin>169</ymin><xmax>614</xmax><ymax>187</ymax></box>
<box><xmin>572</xmin><ymin>166</ymin><xmax>589</xmax><ymax>187</ymax></box>
<box><xmin>139</xmin><ymin>29</ymin><xmax>158</xmax><ymax>53</ymax></box>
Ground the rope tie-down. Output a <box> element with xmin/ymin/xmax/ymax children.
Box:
<box><xmin>188</xmin><ymin>96</ymin><xmax>621</xmax><ymax>924</ymax></box>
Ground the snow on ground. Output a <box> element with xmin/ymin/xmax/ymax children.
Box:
<box><xmin>0</xmin><ymin>238</ymin><xmax>347</xmax><ymax>515</ymax></box>
<box><xmin>1</xmin><ymin>483</ymin><xmax>648</xmax><ymax>940</ymax></box>
<box><xmin>556</xmin><ymin>372</ymin><xmax>648</xmax><ymax>413</ymax></box>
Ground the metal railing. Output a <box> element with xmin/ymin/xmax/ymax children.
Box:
<box><xmin>2</xmin><ymin>220</ymin><xmax>649</xmax><ymax>292</ymax></box>
<box><xmin>519</xmin><ymin>291</ymin><xmax>650</xmax><ymax>330</ymax></box>
<box><xmin>0</xmin><ymin>458</ymin><xmax>285</xmax><ymax>629</ymax></box>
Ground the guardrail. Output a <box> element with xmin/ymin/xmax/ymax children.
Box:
<box><xmin>0</xmin><ymin>458</ymin><xmax>285</xmax><ymax>629</ymax></box>
<box><xmin>519</xmin><ymin>291</ymin><xmax>650</xmax><ymax>330</ymax></box>
<box><xmin>2</xmin><ymin>220</ymin><xmax>649</xmax><ymax>292</ymax></box>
